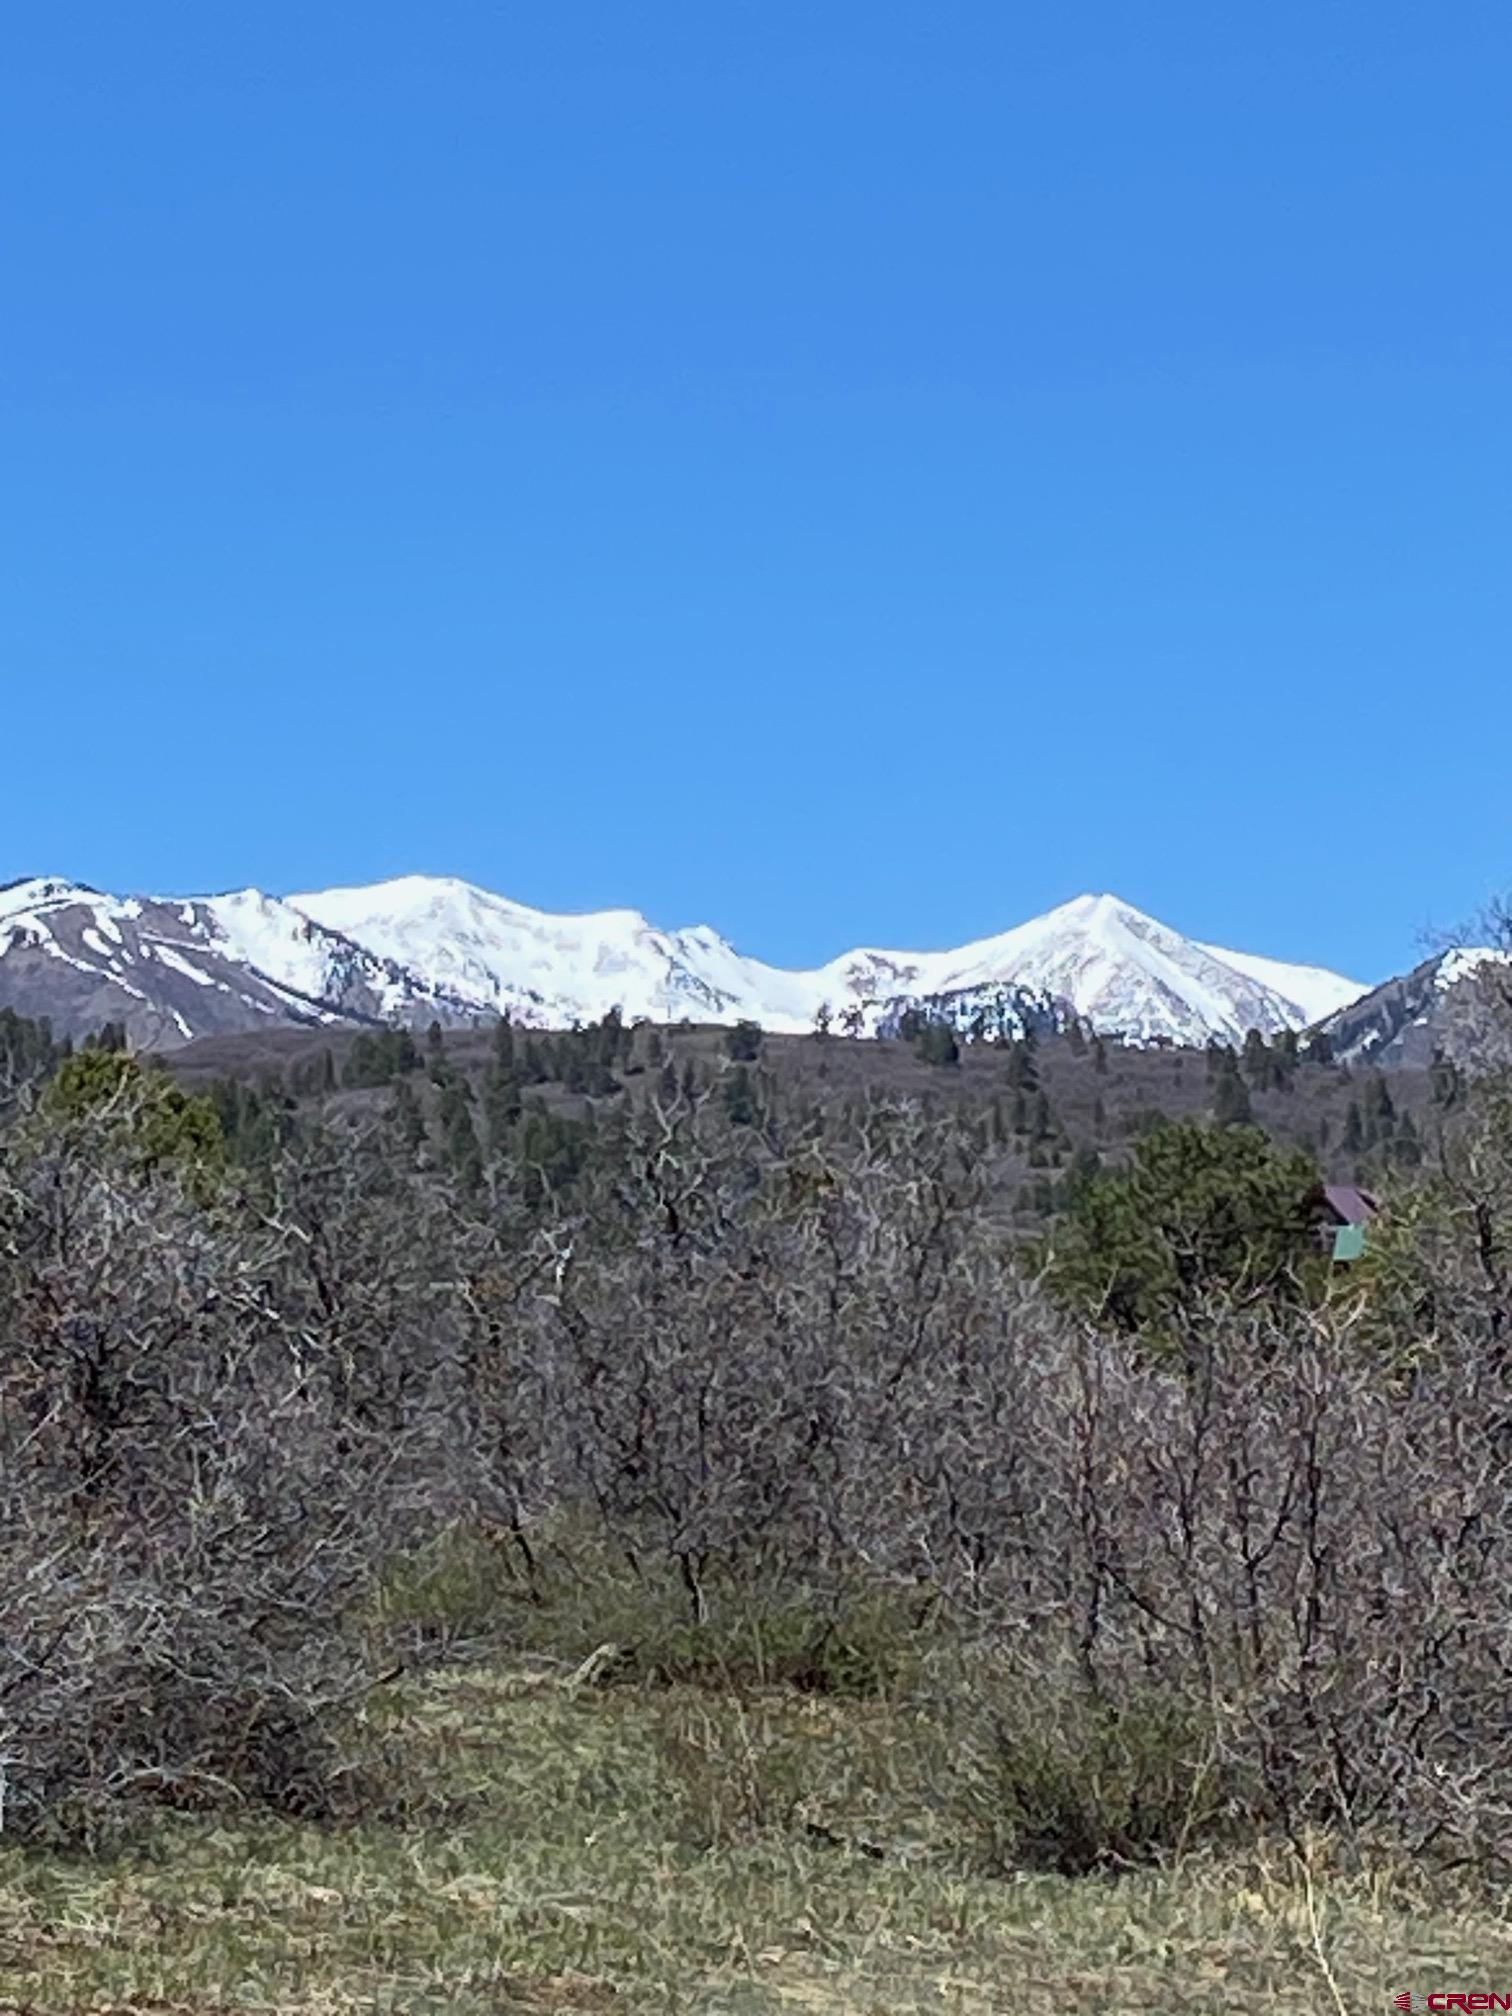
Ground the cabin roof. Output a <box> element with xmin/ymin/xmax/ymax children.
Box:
<box><xmin>1321</xmin><ymin>1183</ymin><xmax>1380</xmax><ymax>1226</ymax></box>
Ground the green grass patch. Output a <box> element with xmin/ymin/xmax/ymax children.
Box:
<box><xmin>373</xmin><ymin>1523</ymin><xmax>925</xmax><ymax>1698</ymax></box>
<box><xmin>0</xmin><ymin>1661</ymin><xmax>1510</xmax><ymax>2012</ymax></box>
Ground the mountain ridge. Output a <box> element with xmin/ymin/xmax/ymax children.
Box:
<box><xmin>0</xmin><ymin>871</ymin><xmax>1374</xmax><ymax>1052</ymax></box>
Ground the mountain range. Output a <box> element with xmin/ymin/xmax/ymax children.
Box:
<box><xmin>0</xmin><ymin>872</ymin><xmax>1494</xmax><ymax>1063</ymax></box>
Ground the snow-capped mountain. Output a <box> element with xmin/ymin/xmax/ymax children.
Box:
<box><xmin>289</xmin><ymin>881</ymin><xmax>1361</xmax><ymax>1046</ymax></box>
<box><xmin>0</xmin><ymin>876</ymin><xmax>481</xmax><ymax>1045</ymax></box>
<box><xmin>1311</xmin><ymin>945</ymin><xmax>1511</xmax><ymax>1066</ymax></box>
<box><xmin>0</xmin><ymin>874</ymin><xmax>1366</xmax><ymax>1052</ymax></box>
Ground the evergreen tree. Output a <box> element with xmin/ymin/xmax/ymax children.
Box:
<box><xmin>725</xmin><ymin>1020</ymin><xmax>763</xmax><ymax>1063</ymax></box>
<box><xmin>1211</xmin><ymin>1059</ymin><xmax>1253</xmax><ymax>1127</ymax></box>
<box><xmin>484</xmin><ymin>1061</ymin><xmax>523</xmax><ymax>1149</ymax></box>
<box><xmin>1393</xmin><ymin>1110</ymin><xmax>1422</xmax><ymax>1167</ymax></box>
<box><xmin>1273</xmin><ymin>1028</ymin><xmax>1299</xmax><ymax>1091</ymax></box>
<box><xmin>391</xmin><ymin>1075</ymin><xmax>426</xmax><ymax>1156</ymax></box>
<box><xmin>1046</xmin><ymin>1118</ymin><xmax>1323</xmax><ymax>1337</ymax></box>
<box><xmin>1363</xmin><ymin>1074</ymin><xmax>1396</xmax><ymax>1133</ymax></box>
<box><xmin>1058</xmin><ymin>1144</ymin><xmax>1102</xmax><ymax>1211</ymax></box>
<box><xmin>519</xmin><ymin>1039</ymin><xmax>548</xmax><ymax>1086</ymax></box>
<box><xmin>1430</xmin><ymin>1053</ymin><xmax>1462</xmax><ymax>1110</ymax></box>
<box><xmin>1004</xmin><ymin>1039</ymin><xmax>1038</xmax><ymax>1092</ymax></box>
<box><xmin>915</xmin><ymin>1021</ymin><xmax>960</xmax><ymax>1068</ymax></box>
<box><xmin>43</xmin><ymin>1049</ymin><xmax>224</xmax><ymax>1184</ymax></box>
<box><xmin>492</xmin><ymin>1015</ymin><xmax>516</xmax><ymax>1072</ymax></box>
<box><xmin>723</xmin><ymin>1064</ymin><xmax>758</xmax><ymax>1127</ymax></box>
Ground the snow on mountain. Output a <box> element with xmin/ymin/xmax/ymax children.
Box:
<box><xmin>0</xmin><ymin>873</ymin><xmax>1368</xmax><ymax>1052</ymax></box>
<box><xmin>288</xmin><ymin>876</ymin><xmax>752</xmax><ymax>1026</ymax></box>
<box><xmin>0</xmin><ymin>876</ymin><xmax>478</xmax><ymax>1047</ymax></box>
<box><xmin>288</xmin><ymin>881</ymin><xmax>1363</xmax><ymax>1049</ymax></box>
<box><xmin>1313</xmin><ymin>944</ymin><xmax>1511</xmax><ymax>1066</ymax></box>
<box><xmin>799</xmin><ymin>894</ymin><xmax>1365</xmax><ymax>1048</ymax></box>
<box><xmin>1188</xmin><ymin>941</ymin><xmax>1364</xmax><ymax>1029</ymax></box>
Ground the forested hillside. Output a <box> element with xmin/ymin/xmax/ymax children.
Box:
<box><xmin>157</xmin><ymin>1011</ymin><xmax>1444</xmax><ymax>1224</ymax></box>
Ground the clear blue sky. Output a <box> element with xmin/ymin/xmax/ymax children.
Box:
<box><xmin>2</xmin><ymin>4</ymin><xmax>1507</xmax><ymax>983</ymax></box>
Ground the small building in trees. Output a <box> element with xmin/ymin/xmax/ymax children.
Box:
<box><xmin>1315</xmin><ymin>1182</ymin><xmax>1380</xmax><ymax>1262</ymax></box>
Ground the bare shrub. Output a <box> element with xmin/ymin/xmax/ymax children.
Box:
<box><xmin>0</xmin><ymin>1097</ymin><xmax>448</xmax><ymax>1840</ymax></box>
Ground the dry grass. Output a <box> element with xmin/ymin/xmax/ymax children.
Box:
<box><xmin>0</xmin><ymin>1664</ymin><xmax>1509</xmax><ymax>2014</ymax></box>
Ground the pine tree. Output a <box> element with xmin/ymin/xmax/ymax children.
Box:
<box><xmin>1273</xmin><ymin>1028</ymin><xmax>1299</xmax><ymax>1091</ymax></box>
<box><xmin>492</xmin><ymin>1015</ymin><xmax>516</xmax><ymax>1073</ymax></box>
<box><xmin>1364</xmin><ymin>1074</ymin><xmax>1396</xmax><ymax>1129</ymax></box>
<box><xmin>1045</xmin><ymin>1117</ymin><xmax>1322</xmax><ymax>1335</ymax></box>
<box><xmin>392</xmin><ymin>1076</ymin><xmax>426</xmax><ymax>1157</ymax></box>
<box><xmin>484</xmin><ymin>1064</ymin><xmax>522</xmax><ymax>1151</ymax></box>
<box><xmin>1242</xmin><ymin>1029</ymin><xmax>1271</xmax><ymax>1089</ymax></box>
<box><xmin>723</xmin><ymin>1064</ymin><xmax>758</xmax><ymax>1126</ymax></box>
<box><xmin>444</xmin><ymin>1096</ymin><xmax>483</xmax><ymax>1193</ymax></box>
<box><xmin>1393</xmin><ymin>1111</ymin><xmax>1422</xmax><ymax>1166</ymax></box>
<box><xmin>1430</xmin><ymin>1053</ymin><xmax>1461</xmax><ymax>1110</ymax></box>
<box><xmin>1211</xmin><ymin>1060</ymin><xmax>1253</xmax><ymax>1127</ymax></box>
<box><xmin>725</xmin><ymin>1020</ymin><xmax>763</xmax><ymax>1063</ymax></box>
<box><xmin>1004</xmin><ymin>1039</ymin><xmax>1038</xmax><ymax>1092</ymax></box>
<box><xmin>915</xmin><ymin>1021</ymin><xmax>959</xmax><ymax>1068</ymax></box>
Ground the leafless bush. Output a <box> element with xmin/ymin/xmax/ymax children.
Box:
<box><xmin>0</xmin><ymin>1100</ymin><xmax>456</xmax><ymax>1840</ymax></box>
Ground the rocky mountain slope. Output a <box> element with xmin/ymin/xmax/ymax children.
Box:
<box><xmin>1314</xmin><ymin>946</ymin><xmax>1510</xmax><ymax>1066</ymax></box>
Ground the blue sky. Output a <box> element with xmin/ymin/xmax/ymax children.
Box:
<box><xmin>2</xmin><ymin>3</ymin><xmax>1507</xmax><ymax>984</ymax></box>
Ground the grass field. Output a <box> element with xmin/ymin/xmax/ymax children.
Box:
<box><xmin>0</xmin><ymin>1662</ymin><xmax>1508</xmax><ymax>2015</ymax></box>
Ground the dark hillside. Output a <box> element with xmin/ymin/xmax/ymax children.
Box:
<box><xmin>162</xmin><ymin>1015</ymin><xmax>1440</xmax><ymax>1224</ymax></box>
